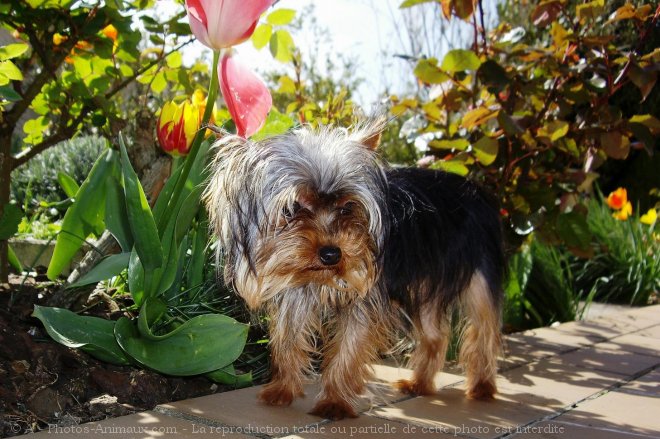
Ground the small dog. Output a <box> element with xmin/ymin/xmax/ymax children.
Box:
<box><xmin>203</xmin><ymin>119</ymin><xmax>505</xmax><ymax>420</ymax></box>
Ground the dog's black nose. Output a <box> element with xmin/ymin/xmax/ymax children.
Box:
<box><xmin>319</xmin><ymin>246</ymin><xmax>342</xmax><ymax>266</ymax></box>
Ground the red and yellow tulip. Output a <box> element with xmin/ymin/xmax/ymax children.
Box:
<box><xmin>157</xmin><ymin>97</ymin><xmax>206</xmax><ymax>156</ymax></box>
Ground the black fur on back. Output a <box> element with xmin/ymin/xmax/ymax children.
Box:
<box><xmin>382</xmin><ymin>168</ymin><xmax>505</xmax><ymax>314</ymax></box>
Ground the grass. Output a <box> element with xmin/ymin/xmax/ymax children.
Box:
<box><xmin>572</xmin><ymin>197</ymin><xmax>659</xmax><ymax>306</ymax></box>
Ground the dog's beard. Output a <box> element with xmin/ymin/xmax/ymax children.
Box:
<box><xmin>235</xmin><ymin>235</ymin><xmax>376</xmax><ymax>307</ymax></box>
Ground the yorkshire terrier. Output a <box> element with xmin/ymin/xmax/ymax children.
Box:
<box><xmin>203</xmin><ymin>118</ymin><xmax>505</xmax><ymax>420</ymax></box>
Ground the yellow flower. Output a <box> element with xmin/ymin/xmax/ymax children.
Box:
<box><xmin>612</xmin><ymin>201</ymin><xmax>632</xmax><ymax>221</ymax></box>
<box><xmin>606</xmin><ymin>187</ymin><xmax>627</xmax><ymax>210</ymax></box>
<box><xmin>53</xmin><ymin>33</ymin><xmax>67</xmax><ymax>46</ymax></box>
<box><xmin>640</xmin><ymin>208</ymin><xmax>657</xmax><ymax>225</ymax></box>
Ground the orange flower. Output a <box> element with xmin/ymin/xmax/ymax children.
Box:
<box><xmin>101</xmin><ymin>24</ymin><xmax>118</xmax><ymax>41</ymax></box>
<box><xmin>606</xmin><ymin>187</ymin><xmax>627</xmax><ymax>210</ymax></box>
<box><xmin>612</xmin><ymin>201</ymin><xmax>632</xmax><ymax>221</ymax></box>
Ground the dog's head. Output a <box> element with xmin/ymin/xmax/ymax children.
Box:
<box><xmin>204</xmin><ymin>119</ymin><xmax>387</xmax><ymax>309</ymax></box>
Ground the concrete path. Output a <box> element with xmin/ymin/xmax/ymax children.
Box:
<box><xmin>29</xmin><ymin>305</ymin><xmax>660</xmax><ymax>438</ymax></box>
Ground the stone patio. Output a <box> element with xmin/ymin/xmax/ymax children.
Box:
<box><xmin>28</xmin><ymin>305</ymin><xmax>659</xmax><ymax>438</ymax></box>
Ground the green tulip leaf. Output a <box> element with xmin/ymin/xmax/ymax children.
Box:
<box><xmin>69</xmin><ymin>253</ymin><xmax>131</xmax><ymax>288</ymax></box>
<box><xmin>206</xmin><ymin>364</ymin><xmax>252</xmax><ymax>388</ymax></box>
<box><xmin>105</xmin><ymin>175</ymin><xmax>133</xmax><ymax>252</ymax></box>
<box><xmin>57</xmin><ymin>172</ymin><xmax>80</xmax><ymax>199</ymax></box>
<box><xmin>118</xmin><ymin>135</ymin><xmax>163</xmax><ymax>271</ymax></box>
<box><xmin>8</xmin><ymin>244</ymin><xmax>22</xmax><ymax>272</ymax></box>
<box><xmin>33</xmin><ymin>305</ymin><xmax>131</xmax><ymax>366</ymax></box>
<box><xmin>48</xmin><ymin>150</ymin><xmax>116</xmax><ymax>280</ymax></box>
<box><xmin>114</xmin><ymin>314</ymin><xmax>248</xmax><ymax>376</ymax></box>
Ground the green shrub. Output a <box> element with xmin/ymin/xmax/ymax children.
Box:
<box><xmin>11</xmin><ymin>136</ymin><xmax>107</xmax><ymax>214</ymax></box>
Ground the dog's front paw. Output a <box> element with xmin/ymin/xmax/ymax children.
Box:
<box><xmin>395</xmin><ymin>379</ymin><xmax>436</xmax><ymax>396</ymax></box>
<box><xmin>309</xmin><ymin>399</ymin><xmax>357</xmax><ymax>420</ymax></box>
<box><xmin>258</xmin><ymin>382</ymin><xmax>304</xmax><ymax>407</ymax></box>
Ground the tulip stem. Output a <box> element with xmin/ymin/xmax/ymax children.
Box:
<box><xmin>158</xmin><ymin>50</ymin><xmax>220</xmax><ymax>232</ymax></box>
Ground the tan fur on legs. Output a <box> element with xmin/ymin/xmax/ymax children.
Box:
<box><xmin>310</xmin><ymin>302</ymin><xmax>388</xmax><ymax>420</ymax></box>
<box><xmin>396</xmin><ymin>306</ymin><xmax>450</xmax><ymax>396</ymax></box>
<box><xmin>458</xmin><ymin>272</ymin><xmax>501</xmax><ymax>400</ymax></box>
<box><xmin>259</xmin><ymin>292</ymin><xmax>319</xmax><ymax>406</ymax></box>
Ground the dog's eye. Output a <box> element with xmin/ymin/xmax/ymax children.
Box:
<box><xmin>282</xmin><ymin>201</ymin><xmax>301</xmax><ymax>220</ymax></box>
<box><xmin>339</xmin><ymin>202</ymin><xmax>355</xmax><ymax>216</ymax></box>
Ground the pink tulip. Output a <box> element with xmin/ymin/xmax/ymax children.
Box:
<box><xmin>185</xmin><ymin>0</ymin><xmax>273</xmax><ymax>50</ymax></box>
<box><xmin>219</xmin><ymin>51</ymin><xmax>272</xmax><ymax>138</ymax></box>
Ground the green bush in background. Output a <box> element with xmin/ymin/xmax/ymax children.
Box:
<box><xmin>11</xmin><ymin>136</ymin><xmax>107</xmax><ymax>216</ymax></box>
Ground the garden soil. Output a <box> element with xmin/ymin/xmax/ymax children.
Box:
<box><xmin>0</xmin><ymin>273</ymin><xmax>232</xmax><ymax>437</ymax></box>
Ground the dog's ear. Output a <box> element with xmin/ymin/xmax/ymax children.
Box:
<box><xmin>350</xmin><ymin>116</ymin><xmax>386</xmax><ymax>150</ymax></box>
<box><xmin>361</xmin><ymin>131</ymin><xmax>382</xmax><ymax>151</ymax></box>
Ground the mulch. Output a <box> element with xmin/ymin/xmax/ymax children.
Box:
<box><xmin>0</xmin><ymin>273</ymin><xmax>236</xmax><ymax>437</ymax></box>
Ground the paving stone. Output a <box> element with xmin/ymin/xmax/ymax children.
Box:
<box><xmin>557</xmin><ymin>390</ymin><xmax>660</xmax><ymax>437</ymax></box>
<box><xmin>550</xmin><ymin>346</ymin><xmax>660</xmax><ymax>376</ymax></box>
<box><xmin>616</xmin><ymin>369</ymin><xmax>660</xmax><ymax>398</ymax></box>
<box><xmin>157</xmin><ymin>383</ymin><xmax>324</xmax><ymax>434</ymax></box>
<box><xmin>597</xmin><ymin>309</ymin><xmax>660</xmax><ymax>331</ymax></box>
<box><xmin>597</xmin><ymin>334</ymin><xmax>660</xmax><ymax>358</ymax></box>
<box><xmin>497</xmin><ymin>358</ymin><xmax>625</xmax><ymax>408</ymax></box>
<box><xmin>156</xmin><ymin>378</ymin><xmax>414</xmax><ymax>433</ymax></box>
<box><xmin>582</xmin><ymin>303</ymin><xmax>639</xmax><ymax>321</ymax></box>
<box><xmin>506</xmin><ymin>326</ymin><xmax>604</xmax><ymax>353</ymax></box>
<box><xmin>279</xmin><ymin>416</ymin><xmax>444</xmax><ymax>438</ymax></box>
<box><xmin>371</xmin><ymin>386</ymin><xmax>555</xmax><ymax>439</ymax></box>
<box><xmin>636</xmin><ymin>324</ymin><xmax>660</xmax><ymax>339</ymax></box>
<box><xmin>625</xmin><ymin>305</ymin><xmax>660</xmax><ymax>320</ymax></box>
<box><xmin>509</xmin><ymin>421</ymin><xmax>651</xmax><ymax>438</ymax></box>
<box><xmin>554</xmin><ymin>319</ymin><xmax>639</xmax><ymax>340</ymax></box>
<box><xmin>27</xmin><ymin>411</ymin><xmax>251</xmax><ymax>438</ymax></box>
<box><xmin>500</xmin><ymin>336</ymin><xmax>563</xmax><ymax>369</ymax></box>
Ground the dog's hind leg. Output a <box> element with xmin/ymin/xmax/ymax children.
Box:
<box><xmin>395</xmin><ymin>305</ymin><xmax>451</xmax><ymax>396</ymax></box>
<box><xmin>458</xmin><ymin>272</ymin><xmax>501</xmax><ymax>400</ymax></box>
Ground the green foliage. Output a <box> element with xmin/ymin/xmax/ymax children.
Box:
<box><xmin>254</xmin><ymin>4</ymin><xmax>364</xmax><ymax>128</ymax></box>
<box><xmin>503</xmin><ymin>238</ymin><xmax>593</xmax><ymax>332</ymax></box>
<box><xmin>33</xmin><ymin>305</ymin><xmax>132</xmax><ymax>365</ymax></box>
<box><xmin>47</xmin><ymin>148</ymin><xmax>115</xmax><ymax>280</ymax></box>
<box><xmin>396</xmin><ymin>1</ymin><xmax>660</xmax><ymax>254</ymax></box>
<box><xmin>0</xmin><ymin>202</ymin><xmax>24</xmax><ymax>272</ymax></box>
<box><xmin>10</xmin><ymin>136</ymin><xmax>107</xmax><ymax>216</ymax></box>
<box><xmin>572</xmin><ymin>195</ymin><xmax>659</xmax><ymax>306</ymax></box>
<box><xmin>39</xmin><ymin>132</ymin><xmax>250</xmax><ymax>385</ymax></box>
